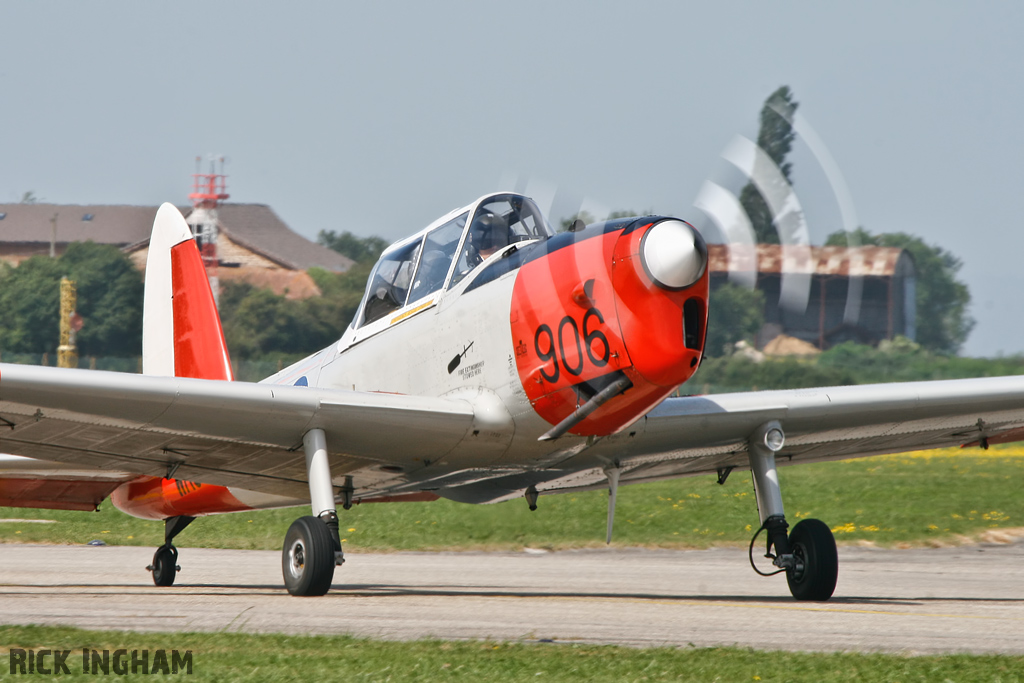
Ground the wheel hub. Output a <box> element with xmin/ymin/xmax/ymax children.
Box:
<box><xmin>287</xmin><ymin>539</ymin><xmax>306</xmax><ymax>579</ymax></box>
<box><xmin>788</xmin><ymin>544</ymin><xmax>808</xmax><ymax>582</ymax></box>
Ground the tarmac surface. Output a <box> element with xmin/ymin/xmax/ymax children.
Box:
<box><xmin>1</xmin><ymin>542</ymin><xmax>1023</xmax><ymax>654</ymax></box>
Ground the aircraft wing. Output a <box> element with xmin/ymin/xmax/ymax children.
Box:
<box><xmin>4</xmin><ymin>361</ymin><xmax>1024</xmax><ymax>504</ymax></box>
<box><xmin>556</xmin><ymin>374</ymin><xmax>1024</xmax><ymax>491</ymax></box>
<box><xmin>0</xmin><ymin>363</ymin><xmax>475</xmax><ymax>500</ymax></box>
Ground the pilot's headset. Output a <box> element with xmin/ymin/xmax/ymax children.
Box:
<box><xmin>469</xmin><ymin>212</ymin><xmax>508</xmax><ymax>253</ymax></box>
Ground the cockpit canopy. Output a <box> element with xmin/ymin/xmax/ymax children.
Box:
<box><xmin>358</xmin><ymin>194</ymin><xmax>553</xmax><ymax>328</ymax></box>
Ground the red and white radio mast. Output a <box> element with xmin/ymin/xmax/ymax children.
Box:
<box><xmin>187</xmin><ymin>156</ymin><xmax>229</xmax><ymax>307</ymax></box>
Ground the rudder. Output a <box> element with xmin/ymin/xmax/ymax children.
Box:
<box><xmin>143</xmin><ymin>203</ymin><xmax>233</xmax><ymax>380</ymax></box>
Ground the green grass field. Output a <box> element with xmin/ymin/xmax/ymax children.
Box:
<box><xmin>2</xmin><ymin>625</ymin><xmax>1022</xmax><ymax>682</ymax></box>
<box><xmin>3</xmin><ymin>451</ymin><xmax>1024</xmax><ymax>676</ymax></box>
<box><xmin>2</xmin><ymin>446</ymin><xmax>1023</xmax><ymax>552</ymax></box>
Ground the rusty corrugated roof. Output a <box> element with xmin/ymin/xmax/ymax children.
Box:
<box><xmin>707</xmin><ymin>244</ymin><xmax>907</xmax><ymax>277</ymax></box>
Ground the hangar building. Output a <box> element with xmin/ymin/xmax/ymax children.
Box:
<box><xmin>707</xmin><ymin>244</ymin><xmax>916</xmax><ymax>350</ymax></box>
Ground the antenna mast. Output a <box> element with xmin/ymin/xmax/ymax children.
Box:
<box><xmin>187</xmin><ymin>155</ymin><xmax>230</xmax><ymax>307</ymax></box>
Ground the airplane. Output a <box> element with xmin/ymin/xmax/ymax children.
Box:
<box><xmin>2</xmin><ymin>192</ymin><xmax>1023</xmax><ymax>601</ymax></box>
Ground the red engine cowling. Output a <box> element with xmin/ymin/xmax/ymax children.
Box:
<box><xmin>511</xmin><ymin>218</ymin><xmax>708</xmax><ymax>437</ymax></box>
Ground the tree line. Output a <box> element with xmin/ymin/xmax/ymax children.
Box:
<box><xmin>0</xmin><ymin>243</ymin><xmax>374</xmax><ymax>364</ymax></box>
<box><xmin>689</xmin><ymin>336</ymin><xmax>1024</xmax><ymax>394</ymax></box>
<box><xmin>0</xmin><ymin>243</ymin><xmax>144</xmax><ymax>358</ymax></box>
<box><xmin>0</xmin><ymin>222</ymin><xmax>974</xmax><ymax>366</ymax></box>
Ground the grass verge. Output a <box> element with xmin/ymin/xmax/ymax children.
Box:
<box><xmin>1</xmin><ymin>625</ymin><xmax>1022</xmax><ymax>682</ymax></box>
<box><xmin>2</xmin><ymin>446</ymin><xmax>1024</xmax><ymax>552</ymax></box>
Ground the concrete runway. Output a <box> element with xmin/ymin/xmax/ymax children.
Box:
<box><xmin>1</xmin><ymin>542</ymin><xmax>1023</xmax><ymax>654</ymax></box>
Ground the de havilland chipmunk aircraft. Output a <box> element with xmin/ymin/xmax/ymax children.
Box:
<box><xmin>2</xmin><ymin>193</ymin><xmax>1023</xmax><ymax>601</ymax></box>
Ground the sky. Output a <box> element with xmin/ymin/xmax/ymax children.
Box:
<box><xmin>2</xmin><ymin>2</ymin><xmax>1022</xmax><ymax>356</ymax></box>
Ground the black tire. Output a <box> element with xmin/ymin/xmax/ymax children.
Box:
<box><xmin>282</xmin><ymin>516</ymin><xmax>336</xmax><ymax>596</ymax></box>
<box><xmin>151</xmin><ymin>546</ymin><xmax>177</xmax><ymax>587</ymax></box>
<box><xmin>786</xmin><ymin>519</ymin><xmax>838</xmax><ymax>601</ymax></box>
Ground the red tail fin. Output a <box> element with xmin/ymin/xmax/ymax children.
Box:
<box><xmin>143</xmin><ymin>203</ymin><xmax>232</xmax><ymax>380</ymax></box>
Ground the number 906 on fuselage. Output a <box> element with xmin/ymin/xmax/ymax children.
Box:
<box><xmin>292</xmin><ymin>192</ymin><xmax>709</xmax><ymax>462</ymax></box>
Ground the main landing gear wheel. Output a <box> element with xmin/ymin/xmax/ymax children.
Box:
<box><xmin>786</xmin><ymin>519</ymin><xmax>838</xmax><ymax>601</ymax></box>
<box><xmin>148</xmin><ymin>545</ymin><xmax>179</xmax><ymax>587</ymax></box>
<box><xmin>282</xmin><ymin>516</ymin><xmax>336</xmax><ymax>597</ymax></box>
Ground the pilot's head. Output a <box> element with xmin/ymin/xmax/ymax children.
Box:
<box><xmin>469</xmin><ymin>212</ymin><xmax>508</xmax><ymax>258</ymax></box>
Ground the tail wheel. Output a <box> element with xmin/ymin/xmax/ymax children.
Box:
<box><xmin>150</xmin><ymin>546</ymin><xmax>178</xmax><ymax>587</ymax></box>
<box><xmin>786</xmin><ymin>519</ymin><xmax>838</xmax><ymax>601</ymax></box>
<box><xmin>282</xmin><ymin>516</ymin><xmax>336</xmax><ymax>596</ymax></box>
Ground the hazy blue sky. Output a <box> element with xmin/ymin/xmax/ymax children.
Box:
<box><xmin>2</xmin><ymin>2</ymin><xmax>1021</xmax><ymax>356</ymax></box>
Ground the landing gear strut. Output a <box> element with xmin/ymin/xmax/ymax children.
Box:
<box><xmin>747</xmin><ymin>422</ymin><xmax>837</xmax><ymax>601</ymax></box>
<box><xmin>146</xmin><ymin>515</ymin><xmax>195</xmax><ymax>587</ymax></box>
<box><xmin>282</xmin><ymin>428</ymin><xmax>344</xmax><ymax>596</ymax></box>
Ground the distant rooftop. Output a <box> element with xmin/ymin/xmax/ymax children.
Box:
<box><xmin>0</xmin><ymin>202</ymin><xmax>353</xmax><ymax>272</ymax></box>
<box><xmin>0</xmin><ymin>203</ymin><xmax>159</xmax><ymax>245</ymax></box>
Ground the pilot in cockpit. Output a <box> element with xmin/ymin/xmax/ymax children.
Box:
<box><xmin>467</xmin><ymin>211</ymin><xmax>509</xmax><ymax>265</ymax></box>
<box><xmin>448</xmin><ymin>209</ymin><xmax>514</xmax><ymax>289</ymax></box>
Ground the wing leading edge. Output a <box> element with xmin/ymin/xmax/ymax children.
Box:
<box><xmin>537</xmin><ymin>374</ymin><xmax>1024</xmax><ymax>495</ymax></box>
<box><xmin>0</xmin><ymin>363</ymin><xmax>475</xmax><ymax>499</ymax></box>
<box><xmin>3</xmin><ymin>362</ymin><xmax>1024</xmax><ymax>503</ymax></box>
<box><xmin>423</xmin><ymin>374</ymin><xmax>1024</xmax><ymax>505</ymax></box>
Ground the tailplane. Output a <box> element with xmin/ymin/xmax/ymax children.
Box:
<box><xmin>143</xmin><ymin>203</ymin><xmax>232</xmax><ymax>380</ymax></box>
